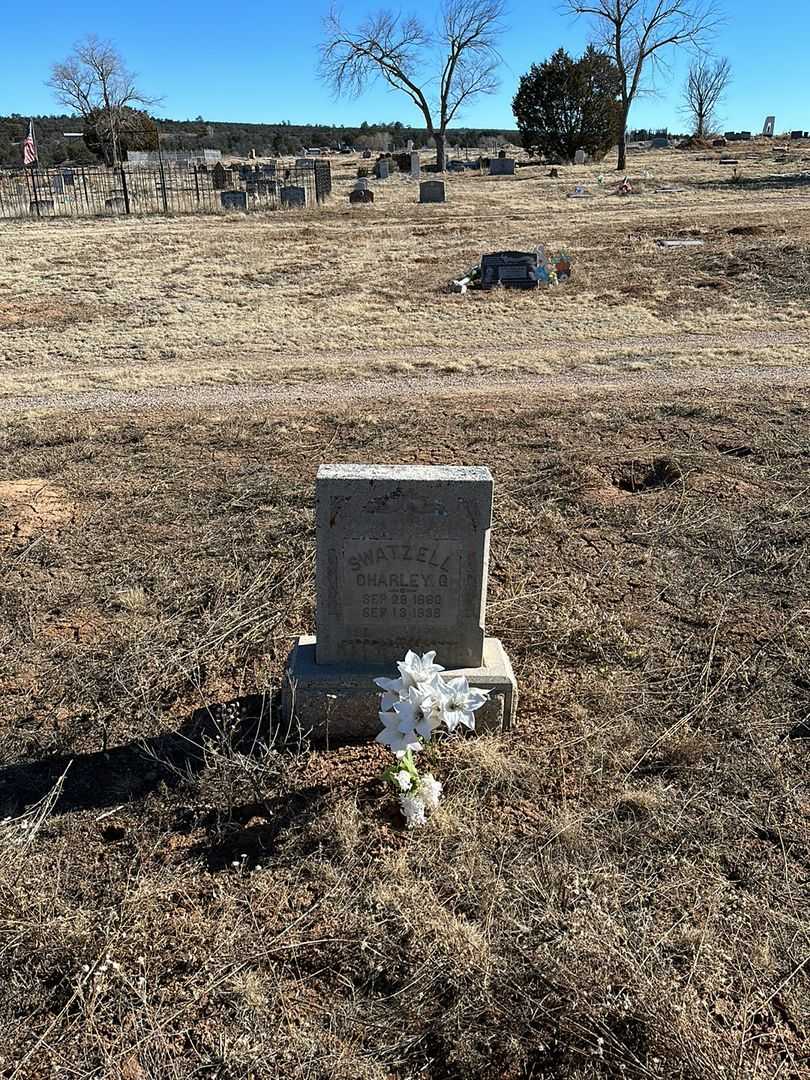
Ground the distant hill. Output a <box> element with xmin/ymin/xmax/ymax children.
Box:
<box><xmin>0</xmin><ymin>114</ymin><xmax>519</xmax><ymax>168</ymax></box>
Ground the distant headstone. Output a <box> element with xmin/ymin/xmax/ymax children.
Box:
<box><xmin>355</xmin><ymin>176</ymin><xmax>369</xmax><ymax>191</ymax></box>
<box><xmin>51</xmin><ymin>175</ymin><xmax>65</xmax><ymax>195</ymax></box>
<box><xmin>763</xmin><ymin>116</ymin><xmax>776</xmax><ymax>137</ymax></box>
<box><xmin>419</xmin><ymin>179</ymin><xmax>446</xmax><ymax>203</ymax></box>
<box><xmin>651</xmin><ymin>137</ymin><xmax>670</xmax><ymax>149</ymax></box>
<box><xmin>362</xmin><ymin>149</ymin><xmax>372</xmax><ymax>159</ymax></box>
<box><xmin>61</xmin><ymin>170</ymin><xmax>74</xmax><ymax>186</ymax></box>
<box><xmin>212</xmin><ymin>162</ymin><xmax>227</xmax><ymax>190</ymax></box>
<box><xmin>349</xmin><ymin>188</ymin><xmax>374</xmax><ymax>204</ymax></box>
<box><xmin>448</xmin><ymin>160</ymin><xmax>465</xmax><ymax>172</ymax></box>
<box><xmin>29</xmin><ymin>200</ymin><xmax>54</xmax><ymax>215</ymax></box>
<box><xmin>488</xmin><ymin>158</ymin><xmax>516</xmax><ymax>176</ymax></box>
<box><xmin>791</xmin><ymin>130</ymin><xmax>803</xmax><ymax>140</ymax></box>
<box><xmin>574</xmin><ymin>148</ymin><xmax>586</xmax><ymax>165</ymax></box>
<box><xmin>406</xmin><ymin>139</ymin><xmax>414</xmax><ymax>151</ymax></box>
<box><xmin>410</xmin><ymin>151</ymin><xmax>421</xmax><ymax>179</ymax></box>
<box><xmin>374</xmin><ymin>159</ymin><xmax>390</xmax><ymax>179</ymax></box>
<box><xmin>282</xmin><ymin>464</ymin><xmax>517</xmax><ymax>739</ymax></box>
<box><xmin>498</xmin><ymin>149</ymin><xmax>507</xmax><ymax>158</ymax></box>
<box><xmin>281</xmin><ymin>185</ymin><xmax>306</xmax><ymax>208</ymax></box>
<box><xmin>220</xmin><ymin>190</ymin><xmax>247</xmax><ymax>211</ymax></box>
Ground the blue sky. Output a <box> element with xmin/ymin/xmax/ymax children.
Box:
<box><xmin>2</xmin><ymin>1</ymin><xmax>808</xmax><ymax>133</ymax></box>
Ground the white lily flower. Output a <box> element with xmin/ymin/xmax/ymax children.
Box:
<box><xmin>420</xmin><ymin>773</ymin><xmax>443</xmax><ymax>811</ymax></box>
<box><xmin>398</xmin><ymin>649</ymin><xmax>445</xmax><ymax>687</ymax></box>
<box><xmin>399</xmin><ymin>794</ymin><xmax>427</xmax><ymax>828</ymax></box>
<box><xmin>375</xmin><ymin>709</ymin><xmax>423</xmax><ymax>757</ymax></box>
<box><xmin>374</xmin><ymin>675</ymin><xmax>407</xmax><ymax>711</ymax></box>
<box><xmin>435</xmin><ymin>676</ymin><xmax>490</xmax><ymax>733</ymax></box>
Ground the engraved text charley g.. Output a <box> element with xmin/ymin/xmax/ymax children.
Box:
<box><xmin>341</xmin><ymin>539</ymin><xmax>461</xmax><ymax>626</ymax></box>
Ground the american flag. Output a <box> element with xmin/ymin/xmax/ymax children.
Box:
<box><xmin>22</xmin><ymin>120</ymin><xmax>37</xmax><ymax>167</ymax></box>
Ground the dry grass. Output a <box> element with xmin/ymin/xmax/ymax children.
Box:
<box><xmin>1</xmin><ymin>384</ymin><xmax>808</xmax><ymax>1079</ymax></box>
<box><xmin>1</xmin><ymin>141</ymin><xmax>810</xmax><ymax>400</ymax></box>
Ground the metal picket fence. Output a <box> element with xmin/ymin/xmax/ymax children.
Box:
<box><xmin>0</xmin><ymin>160</ymin><xmax>331</xmax><ymax>221</ymax></box>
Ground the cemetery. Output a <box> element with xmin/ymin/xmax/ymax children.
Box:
<box><xmin>1</xmin><ymin>121</ymin><xmax>809</xmax><ymax>1080</ymax></box>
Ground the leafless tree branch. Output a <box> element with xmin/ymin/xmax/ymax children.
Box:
<box><xmin>320</xmin><ymin>0</ymin><xmax>505</xmax><ymax>169</ymax></box>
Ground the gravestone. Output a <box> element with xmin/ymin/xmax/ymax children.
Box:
<box><xmin>29</xmin><ymin>199</ymin><xmax>54</xmax><ymax>215</ymax></box>
<box><xmin>410</xmin><ymin>151</ymin><xmax>421</xmax><ymax>179</ymax></box>
<box><xmin>220</xmin><ymin>190</ymin><xmax>247</xmax><ymax>211</ymax></box>
<box><xmin>62</xmin><ymin>170</ymin><xmax>74</xmax><ymax>186</ymax></box>
<box><xmin>489</xmin><ymin>158</ymin><xmax>515</xmax><ymax>175</ymax></box>
<box><xmin>281</xmin><ymin>185</ymin><xmax>306</xmax><ymax>208</ymax></box>
<box><xmin>283</xmin><ymin>465</ymin><xmax>517</xmax><ymax>739</ymax></box>
<box><xmin>349</xmin><ymin>188</ymin><xmax>374</xmax><ymax>204</ymax></box>
<box><xmin>574</xmin><ymin>148</ymin><xmax>586</xmax><ymax>165</ymax></box>
<box><xmin>212</xmin><ymin>162</ymin><xmax>227</xmax><ymax>190</ymax></box>
<box><xmin>763</xmin><ymin>116</ymin><xmax>776</xmax><ymax>137</ymax></box>
<box><xmin>375</xmin><ymin>159</ymin><xmax>390</xmax><ymax>179</ymax></box>
<box><xmin>362</xmin><ymin>149</ymin><xmax>372</xmax><ymax>158</ymax></box>
<box><xmin>51</xmin><ymin>175</ymin><xmax>65</xmax><ymax>195</ymax></box>
<box><xmin>419</xmin><ymin>179</ymin><xmax>446</xmax><ymax>203</ymax></box>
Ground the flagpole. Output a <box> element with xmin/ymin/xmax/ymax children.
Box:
<box><xmin>29</xmin><ymin>119</ymin><xmax>42</xmax><ymax>217</ymax></box>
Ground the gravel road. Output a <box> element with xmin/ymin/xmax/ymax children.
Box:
<box><xmin>2</xmin><ymin>361</ymin><xmax>808</xmax><ymax>417</ymax></box>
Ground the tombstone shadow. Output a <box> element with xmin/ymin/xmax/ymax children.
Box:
<box><xmin>0</xmin><ymin>692</ymin><xmax>284</xmax><ymax>819</ymax></box>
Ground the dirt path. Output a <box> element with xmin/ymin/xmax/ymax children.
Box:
<box><xmin>2</xmin><ymin>360</ymin><xmax>809</xmax><ymax>417</ymax></box>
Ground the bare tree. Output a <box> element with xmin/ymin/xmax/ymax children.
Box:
<box><xmin>564</xmin><ymin>1</ymin><xmax>721</xmax><ymax>169</ymax></box>
<box><xmin>48</xmin><ymin>35</ymin><xmax>156</xmax><ymax>167</ymax></box>
<box><xmin>320</xmin><ymin>0</ymin><xmax>505</xmax><ymax>170</ymax></box>
<box><xmin>682</xmin><ymin>55</ymin><xmax>730</xmax><ymax>137</ymax></box>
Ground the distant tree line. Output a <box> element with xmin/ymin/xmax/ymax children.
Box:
<box><xmin>0</xmin><ymin>113</ymin><xmax>517</xmax><ymax>168</ymax></box>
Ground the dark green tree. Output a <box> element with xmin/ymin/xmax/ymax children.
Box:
<box><xmin>512</xmin><ymin>46</ymin><xmax>622</xmax><ymax>163</ymax></box>
<box><xmin>82</xmin><ymin>106</ymin><xmax>158</xmax><ymax>164</ymax></box>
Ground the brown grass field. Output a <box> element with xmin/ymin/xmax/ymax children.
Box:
<box><xmin>0</xmin><ymin>141</ymin><xmax>808</xmax><ymax>1079</ymax></box>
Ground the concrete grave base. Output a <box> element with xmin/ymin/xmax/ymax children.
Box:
<box><xmin>282</xmin><ymin>635</ymin><xmax>517</xmax><ymax>743</ymax></box>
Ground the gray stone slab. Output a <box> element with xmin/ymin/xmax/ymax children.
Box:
<box><xmin>315</xmin><ymin>464</ymin><xmax>491</xmax><ymax>668</ymax></box>
<box><xmin>281</xmin><ymin>185</ymin><xmax>306</xmax><ymax>208</ymax></box>
<box><xmin>283</xmin><ymin>635</ymin><xmax>516</xmax><ymax>742</ymax></box>
<box><xmin>419</xmin><ymin>179</ymin><xmax>446</xmax><ymax>203</ymax></box>
<box><xmin>489</xmin><ymin>158</ymin><xmax>515</xmax><ymax>175</ymax></box>
<box><xmin>220</xmin><ymin>190</ymin><xmax>247</xmax><ymax>211</ymax></box>
<box><xmin>410</xmin><ymin>151</ymin><xmax>421</xmax><ymax>179</ymax></box>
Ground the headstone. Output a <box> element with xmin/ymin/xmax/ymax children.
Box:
<box><xmin>763</xmin><ymin>116</ymin><xmax>776</xmax><ymax>137</ymax></box>
<box><xmin>480</xmin><ymin>251</ymin><xmax>539</xmax><ymax>289</ymax></box>
<box><xmin>220</xmin><ymin>190</ymin><xmax>248</xmax><ymax>211</ymax></box>
<box><xmin>448</xmin><ymin>160</ymin><xmax>465</xmax><ymax>172</ymax></box>
<box><xmin>406</xmin><ymin>139</ymin><xmax>414</xmax><ymax>151</ymax></box>
<box><xmin>419</xmin><ymin>179</ymin><xmax>446</xmax><ymax>203</ymax></box>
<box><xmin>51</xmin><ymin>175</ymin><xmax>65</xmax><ymax>195</ymax></box>
<box><xmin>281</xmin><ymin>185</ymin><xmax>306</xmax><ymax>208</ymax></box>
<box><xmin>362</xmin><ymin>149</ymin><xmax>372</xmax><ymax>158</ymax></box>
<box><xmin>349</xmin><ymin>188</ymin><xmax>374</xmax><ymax>204</ymax></box>
<box><xmin>651</xmin><ymin>137</ymin><xmax>670</xmax><ymax>149</ymax></box>
<box><xmin>488</xmin><ymin>158</ymin><xmax>515</xmax><ymax>176</ymax></box>
<box><xmin>262</xmin><ymin>163</ymin><xmax>276</xmax><ymax>176</ymax></box>
<box><xmin>498</xmin><ymin>149</ymin><xmax>507</xmax><ymax>158</ymax></box>
<box><xmin>62</xmin><ymin>170</ymin><xmax>74</xmax><ymax>186</ymax></box>
<box><xmin>791</xmin><ymin>131</ymin><xmax>803</xmax><ymax>140</ymax></box>
<box><xmin>355</xmin><ymin>176</ymin><xmax>369</xmax><ymax>191</ymax></box>
<box><xmin>212</xmin><ymin>162</ymin><xmax>227</xmax><ymax>190</ymax></box>
<box><xmin>282</xmin><ymin>465</ymin><xmax>517</xmax><ymax>739</ymax></box>
<box><xmin>574</xmin><ymin>148</ymin><xmax>586</xmax><ymax>165</ymax></box>
<box><xmin>29</xmin><ymin>199</ymin><xmax>54</xmax><ymax>215</ymax></box>
<box><xmin>410</xmin><ymin>151</ymin><xmax>421</xmax><ymax>179</ymax></box>
<box><xmin>374</xmin><ymin>159</ymin><xmax>390</xmax><ymax>179</ymax></box>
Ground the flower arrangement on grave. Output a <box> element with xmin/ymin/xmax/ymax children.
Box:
<box><xmin>375</xmin><ymin>650</ymin><xmax>490</xmax><ymax>828</ymax></box>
